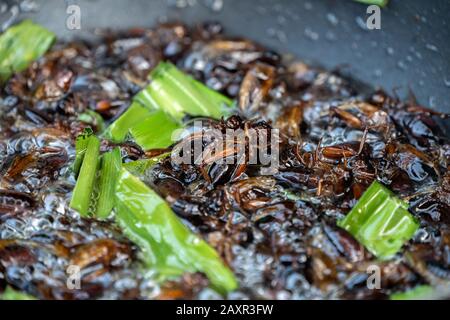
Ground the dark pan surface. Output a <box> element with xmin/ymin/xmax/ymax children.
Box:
<box><xmin>7</xmin><ymin>0</ymin><xmax>450</xmax><ymax>118</ymax></box>
<box><xmin>0</xmin><ymin>0</ymin><xmax>449</xmax><ymax>300</ymax></box>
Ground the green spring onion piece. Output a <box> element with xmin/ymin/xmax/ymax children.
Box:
<box><xmin>104</xmin><ymin>102</ymin><xmax>154</xmax><ymax>143</ymax></box>
<box><xmin>0</xmin><ymin>286</ymin><xmax>35</xmax><ymax>300</ymax></box>
<box><xmin>129</xmin><ymin>110</ymin><xmax>181</xmax><ymax>151</ymax></box>
<box><xmin>72</xmin><ymin>128</ymin><xmax>94</xmax><ymax>178</ymax></box>
<box><xmin>0</xmin><ymin>20</ymin><xmax>56</xmax><ymax>82</ymax></box>
<box><xmin>337</xmin><ymin>181</ymin><xmax>419</xmax><ymax>260</ymax></box>
<box><xmin>135</xmin><ymin>61</ymin><xmax>234</xmax><ymax>121</ymax></box>
<box><xmin>123</xmin><ymin>153</ymin><xmax>170</xmax><ymax>177</ymax></box>
<box><xmin>70</xmin><ymin>135</ymin><xmax>100</xmax><ymax>216</ymax></box>
<box><xmin>390</xmin><ymin>285</ymin><xmax>434</xmax><ymax>300</ymax></box>
<box><xmin>190</xmin><ymin>77</ymin><xmax>235</xmax><ymax>117</ymax></box>
<box><xmin>353</xmin><ymin>0</ymin><xmax>388</xmax><ymax>7</ymax></box>
<box><xmin>115</xmin><ymin>169</ymin><xmax>238</xmax><ymax>293</ymax></box>
<box><xmin>78</xmin><ymin>110</ymin><xmax>105</xmax><ymax>133</ymax></box>
<box><xmin>104</xmin><ymin>61</ymin><xmax>234</xmax><ymax>145</ymax></box>
<box><xmin>95</xmin><ymin>148</ymin><xmax>122</xmax><ymax>219</ymax></box>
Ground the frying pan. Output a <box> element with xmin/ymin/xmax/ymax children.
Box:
<box><xmin>4</xmin><ymin>0</ymin><xmax>450</xmax><ymax>128</ymax></box>
<box><xmin>1</xmin><ymin>0</ymin><xmax>449</xmax><ymax>299</ymax></box>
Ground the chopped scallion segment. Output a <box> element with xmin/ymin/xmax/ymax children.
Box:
<box><xmin>123</xmin><ymin>153</ymin><xmax>170</xmax><ymax>177</ymax></box>
<box><xmin>78</xmin><ymin>110</ymin><xmax>105</xmax><ymax>133</ymax></box>
<box><xmin>390</xmin><ymin>285</ymin><xmax>434</xmax><ymax>300</ymax></box>
<box><xmin>0</xmin><ymin>286</ymin><xmax>35</xmax><ymax>300</ymax></box>
<box><xmin>135</xmin><ymin>61</ymin><xmax>234</xmax><ymax>121</ymax></box>
<box><xmin>190</xmin><ymin>77</ymin><xmax>235</xmax><ymax>116</ymax></box>
<box><xmin>70</xmin><ymin>135</ymin><xmax>100</xmax><ymax>216</ymax></box>
<box><xmin>95</xmin><ymin>148</ymin><xmax>122</xmax><ymax>219</ymax></box>
<box><xmin>337</xmin><ymin>181</ymin><xmax>419</xmax><ymax>260</ymax></box>
<box><xmin>115</xmin><ymin>168</ymin><xmax>238</xmax><ymax>293</ymax></box>
<box><xmin>129</xmin><ymin>110</ymin><xmax>181</xmax><ymax>151</ymax></box>
<box><xmin>72</xmin><ymin>128</ymin><xmax>94</xmax><ymax>178</ymax></box>
<box><xmin>0</xmin><ymin>20</ymin><xmax>56</xmax><ymax>82</ymax></box>
<box><xmin>104</xmin><ymin>102</ymin><xmax>153</xmax><ymax>143</ymax></box>
<box><xmin>353</xmin><ymin>0</ymin><xmax>388</xmax><ymax>7</ymax></box>
<box><xmin>104</xmin><ymin>62</ymin><xmax>234</xmax><ymax>147</ymax></box>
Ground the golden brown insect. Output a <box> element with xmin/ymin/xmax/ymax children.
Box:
<box><xmin>276</xmin><ymin>103</ymin><xmax>304</xmax><ymax>140</ymax></box>
<box><xmin>69</xmin><ymin>239</ymin><xmax>132</xmax><ymax>270</ymax></box>
<box><xmin>239</xmin><ymin>63</ymin><xmax>276</xmax><ymax>113</ymax></box>
<box><xmin>331</xmin><ymin>102</ymin><xmax>388</xmax><ymax>131</ymax></box>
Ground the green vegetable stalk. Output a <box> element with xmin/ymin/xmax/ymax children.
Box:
<box><xmin>338</xmin><ymin>181</ymin><xmax>419</xmax><ymax>260</ymax></box>
<box><xmin>353</xmin><ymin>0</ymin><xmax>388</xmax><ymax>7</ymax></box>
<box><xmin>104</xmin><ymin>102</ymin><xmax>153</xmax><ymax>143</ymax></box>
<box><xmin>115</xmin><ymin>168</ymin><xmax>238</xmax><ymax>293</ymax></box>
<box><xmin>0</xmin><ymin>20</ymin><xmax>56</xmax><ymax>82</ymax></box>
<box><xmin>78</xmin><ymin>110</ymin><xmax>106</xmax><ymax>133</ymax></box>
<box><xmin>390</xmin><ymin>285</ymin><xmax>434</xmax><ymax>300</ymax></box>
<box><xmin>72</xmin><ymin>128</ymin><xmax>94</xmax><ymax>178</ymax></box>
<box><xmin>129</xmin><ymin>110</ymin><xmax>181</xmax><ymax>151</ymax></box>
<box><xmin>104</xmin><ymin>61</ymin><xmax>234</xmax><ymax>148</ymax></box>
<box><xmin>136</xmin><ymin>62</ymin><xmax>234</xmax><ymax>121</ymax></box>
<box><xmin>70</xmin><ymin>135</ymin><xmax>100</xmax><ymax>216</ymax></box>
<box><xmin>95</xmin><ymin>148</ymin><xmax>122</xmax><ymax>219</ymax></box>
<box><xmin>0</xmin><ymin>286</ymin><xmax>35</xmax><ymax>300</ymax></box>
<box><xmin>123</xmin><ymin>154</ymin><xmax>170</xmax><ymax>177</ymax></box>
